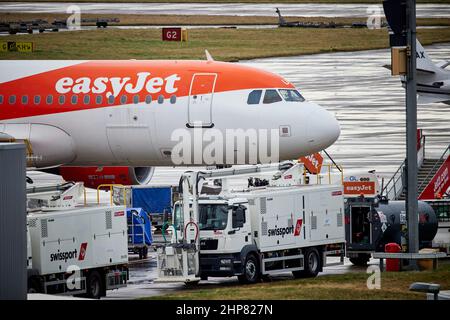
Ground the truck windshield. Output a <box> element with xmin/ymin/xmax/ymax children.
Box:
<box><xmin>198</xmin><ymin>204</ymin><xmax>228</xmax><ymax>230</ymax></box>
<box><xmin>173</xmin><ymin>203</ymin><xmax>182</xmax><ymax>230</ymax></box>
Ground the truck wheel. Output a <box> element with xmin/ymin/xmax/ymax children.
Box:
<box><xmin>238</xmin><ymin>254</ymin><xmax>260</xmax><ymax>284</ymax></box>
<box><xmin>86</xmin><ymin>271</ymin><xmax>103</xmax><ymax>299</ymax></box>
<box><xmin>28</xmin><ymin>277</ymin><xmax>41</xmax><ymax>293</ymax></box>
<box><xmin>138</xmin><ymin>248</ymin><xmax>143</xmax><ymax>259</ymax></box>
<box><xmin>293</xmin><ymin>248</ymin><xmax>321</xmax><ymax>278</ymax></box>
<box><xmin>349</xmin><ymin>254</ymin><xmax>370</xmax><ymax>266</ymax></box>
<box><xmin>143</xmin><ymin>246</ymin><xmax>148</xmax><ymax>259</ymax></box>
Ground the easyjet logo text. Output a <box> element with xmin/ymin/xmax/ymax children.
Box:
<box><xmin>55</xmin><ymin>72</ymin><xmax>180</xmax><ymax>97</ymax></box>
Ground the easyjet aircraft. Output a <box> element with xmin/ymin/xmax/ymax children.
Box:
<box><xmin>0</xmin><ymin>59</ymin><xmax>340</xmax><ymax>187</ymax></box>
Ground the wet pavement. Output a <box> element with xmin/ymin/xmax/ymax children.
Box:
<box><xmin>1</xmin><ymin>2</ymin><xmax>449</xmax><ymax>18</ymax></box>
<box><xmin>105</xmin><ymin>250</ymin><xmax>380</xmax><ymax>300</ymax></box>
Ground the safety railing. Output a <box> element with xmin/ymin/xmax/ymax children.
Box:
<box><xmin>302</xmin><ymin>163</ymin><xmax>344</xmax><ymax>185</ymax></box>
<box><xmin>96</xmin><ymin>184</ymin><xmax>127</xmax><ymax>206</ymax></box>
<box><xmin>381</xmin><ymin>134</ymin><xmax>426</xmax><ymax>200</ymax></box>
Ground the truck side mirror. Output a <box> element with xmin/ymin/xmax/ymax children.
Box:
<box><xmin>232</xmin><ymin>206</ymin><xmax>246</xmax><ymax>229</ymax></box>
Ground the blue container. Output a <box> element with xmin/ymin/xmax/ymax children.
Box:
<box><xmin>127</xmin><ymin>208</ymin><xmax>152</xmax><ymax>246</ymax></box>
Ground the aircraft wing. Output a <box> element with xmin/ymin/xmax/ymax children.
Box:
<box><xmin>436</xmin><ymin>61</ymin><xmax>450</xmax><ymax>69</ymax></box>
<box><xmin>383</xmin><ymin>64</ymin><xmax>434</xmax><ymax>74</ymax></box>
<box><xmin>418</xmin><ymin>94</ymin><xmax>450</xmax><ymax>104</ymax></box>
<box><xmin>417</xmin><ymin>67</ymin><xmax>435</xmax><ymax>74</ymax></box>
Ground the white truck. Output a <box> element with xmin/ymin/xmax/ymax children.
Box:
<box><xmin>157</xmin><ymin>163</ymin><xmax>346</xmax><ymax>284</ymax></box>
<box><xmin>27</xmin><ymin>205</ymin><xmax>129</xmax><ymax>299</ymax></box>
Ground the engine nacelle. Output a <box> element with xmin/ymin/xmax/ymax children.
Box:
<box><xmin>57</xmin><ymin>166</ymin><xmax>155</xmax><ymax>189</ymax></box>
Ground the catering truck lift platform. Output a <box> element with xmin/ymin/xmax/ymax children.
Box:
<box><xmin>26</xmin><ymin>182</ymin><xmax>129</xmax><ymax>299</ymax></box>
<box><xmin>156</xmin><ymin>162</ymin><xmax>346</xmax><ymax>284</ymax></box>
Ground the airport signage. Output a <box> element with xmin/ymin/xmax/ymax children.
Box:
<box><xmin>0</xmin><ymin>41</ymin><xmax>34</xmax><ymax>53</ymax></box>
<box><xmin>162</xmin><ymin>27</ymin><xmax>188</xmax><ymax>42</ymax></box>
<box><xmin>162</xmin><ymin>27</ymin><xmax>182</xmax><ymax>41</ymax></box>
<box><xmin>343</xmin><ymin>181</ymin><xmax>376</xmax><ymax>196</ymax></box>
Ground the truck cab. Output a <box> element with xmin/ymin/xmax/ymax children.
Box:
<box><xmin>173</xmin><ymin>197</ymin><xmax>255</xmax><ymax>280</ymax></box>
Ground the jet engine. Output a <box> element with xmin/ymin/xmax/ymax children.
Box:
<box><xmin>48</xmin><ymin>166</ymin><xmax>155</xmax><ymax>189</ymax></box>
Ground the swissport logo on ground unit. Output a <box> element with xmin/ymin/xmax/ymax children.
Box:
<box><xmin>49</xmin><ymin>242</ymin><xmax>88</xmax><ymax>263</ymax></box>
<box><xmin>267</xmin><ymin>219</ymin><xmax>302</xmax><ymax>238</ymax></box>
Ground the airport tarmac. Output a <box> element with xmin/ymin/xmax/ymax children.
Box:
<box><xmin>105</xmin><ymin>252</ymin><xmax>380</xmax><ymax>300</ymax></box>
<box><xmin>1</xmin><ymin>24</ymin><xmax>444</xmax><ymax>37</ymax></box>
<box><xmin>1</xmin><ymin>2</ymin><xmax>449</xmax><ymax>18</ymax></box>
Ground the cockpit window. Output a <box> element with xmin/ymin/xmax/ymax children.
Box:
<box><xmin>279</xmin><ymin>89</ymin><xmax>305</xmax><ymax>102</ymax></box>
<box><xmin>263</xmin><ymin>89</ymin><xmax>283</xmax><ymax>104</ymax></box>
<box><xmin>247</xmin><ymin>90</ymin><xmax>262</xmax><ymax>105</ymax></box>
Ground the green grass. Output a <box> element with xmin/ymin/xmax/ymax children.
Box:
<box><xmin>143</xmin><ymin>262</ymin><xmax>450</xmax><ymax>300</ymax></box>
<box><xmin>1</xmin><ymin>27</ymin><xmax>450</xmax><ymax>61</ymax></box>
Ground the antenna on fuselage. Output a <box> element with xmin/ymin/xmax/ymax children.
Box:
<box><xmin>205</xmin><ymin>50</ymin><xmax>214</xmax><ymax>62</ymax></box>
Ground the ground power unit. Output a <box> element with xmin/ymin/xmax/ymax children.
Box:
<box><xmin>27</xmin><ymin>205</ymin><xmax>129</xmax><ymax>298</ymax></box>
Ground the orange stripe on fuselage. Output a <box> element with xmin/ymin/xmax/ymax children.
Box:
<box><xmin>0</xmin><ymin>60</ymin><xmax>295</xmax><ymax>121</ymax></box>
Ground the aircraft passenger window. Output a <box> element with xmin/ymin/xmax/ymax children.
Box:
<box><xmin>263</xmin><ymin>90</ymin><xmax>282</xmax><ymax>104</ymax></box>
<box><xmin>158</xmin><ymin>95</ymin><xmax>164</xmax><ymax>104</ymax></box>
<box><xmin>83</xmin><ymin>95</ymin><xmax>90</xmax><ymax>105</ymax></box>
<box><xmin>9</xmin><ymin>95</ymin><xmax>16</xmax><ymax>104</ymax></box>
<box><xmin>120</xmin><ymin>95</ymin><xmax>127</xmax><ymax>105</ymax></box>
<box><xmin>145</xmin><ymin>95</ymin><xmax>152</xmax><ymax>104</ymax></box>
<box><xmin>0</xmin><ymin>95</ymin><xmax>3</xmax><ymax>104</ymax></box>
<box><xmin>22</xmin><ymin>95</ymin><xmax>29</xmax><ymax>104</ymax></box>
<box><xmin>133</xmin><ymin>95</ymin><xmax>139</xmax><ymax>104</ymax></box>
<box><xmin>58</xmin><ymin>95</ymin><xmax>65</xmax><ymax>105</ymax></box>
<box><xmin>46</xmin><ymin>95</ymin><xmax>53</xmax><ymax>105</ymax></box>
<box><xmin>71</xmin><ymin>95</ymin><xmax>78</xmax><ymax>105</ymax></box>
<box><xmin>34</xmin><ymin>95</ymin><xmax>41</xmax><ymax>105</ymax></box>
<box><xmin>108</xmin><ymin>95</ymin><xmax>114</xmax><ymax>104</ymax></box>
<box><xmin>278</xmin><ymin>89</ymin><xmax>305</xmax><ymax>102</ymax></box>
<box><xmin>96</xmin><ymin>95</ymin><xmax>103</xmax><ymax>105</ymax></box>
<box><xmin>247</xmin><ymin>90</ymin><xmax>262</xmax><ymax>105</ymax></box>
<box><xmin>170</xmin><ymin>95</ymin><xmax>176</xmax><ymax>104</ymax></box>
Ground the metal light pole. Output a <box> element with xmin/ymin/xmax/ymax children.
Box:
<box><xmin>405</xmin><ymin>0</ymin><xmax>419</xmax><ymax>261</ymax></box>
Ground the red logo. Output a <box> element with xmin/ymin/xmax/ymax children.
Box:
<box><xmin>343</xmin><ymin>181</ymin><xmax>375</xmax><ymax>195</ymax></box>
<box><xmin>294</xmin><ymin>219</ymin><xmax>303</xmax><ymax>236</ymax></box>
<box><xmin>332</xmin><ymin>191</ymin><xmax>343</xmax><ymax>196</ymax></box>
<box><xmin>299</xmin><ymin>152</ymin><xmax>324</xmax><ymax>174</ymax></box>
<box><xmin>114</xmin><ymin>211</ymin><xmax>125</xmax><ymax>217</ymax></box>
<box><xmin>78</xmin><ymin>242</ymin><xmax>88</xmax><ymax>261</ymax></box>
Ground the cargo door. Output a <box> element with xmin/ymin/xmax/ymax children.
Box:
<box><xmin>106</xmin><ymin>106</ymin><xmax>158</xmax><ymax>164</ymax></box>
<box><xmin>187</xmin><ymin>73</ymin><xmax>216</xmax><ymax>128</ymax></box>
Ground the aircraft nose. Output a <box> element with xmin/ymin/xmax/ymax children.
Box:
<box><xmin>306</xmin><ymin>105</ymin><xmax>340</xmax><ymax>151</ymax></box>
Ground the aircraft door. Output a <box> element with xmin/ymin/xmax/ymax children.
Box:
<box><xmin>187</xmin><ymin>73</ymin><xmax>217</xmax><ymax>128</ymax></box>
<box><xmin>106</xmin><ymin>104</ymin><xmax>158</xmax><ymax>164</ymax></box>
